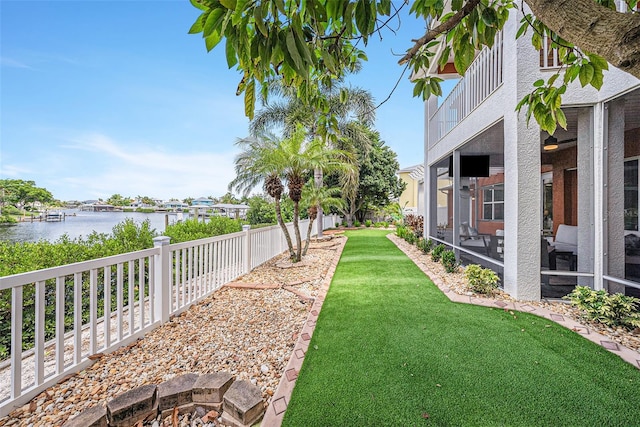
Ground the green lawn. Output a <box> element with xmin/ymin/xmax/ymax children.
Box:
<box><xmin>282</xmin><ymin>229</ymin><xmax>640</xmax><ymax>426</ymax></box>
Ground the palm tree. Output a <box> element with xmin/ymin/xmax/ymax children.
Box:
<box><xmin>228</xmin><ymin>133</ymin><xmax>296</xmax><ymax>260</ymax></box>
<box><xmin>250</xmin><ymin>82</ymin><xmax>376</xmax><ymax>235</ymax></box>
<box><xmin>277</xmin><ymin>127</ymin><xmax>355</xmax><ymax>261</ymax></box>
<box><xmin>229</xmin><ymin>127</ymin><xmax>355</xmax><ymax>262</ymax></box>
<box><xmin>301</xmin><ymin>180</ymin><xmax>345</xmax><ymax>256</ymax></box>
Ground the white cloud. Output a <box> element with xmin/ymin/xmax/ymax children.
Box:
<box><xmin>0</xmin><ymin>56</ymin><xmax>34</xmax><ymax>69</ymax></box>
<box><xmin>58</xmin><ymin>133</ymin><xmax>239</xmax><ymax>201</ymax></box>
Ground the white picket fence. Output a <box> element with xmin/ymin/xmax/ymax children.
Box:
<box><xmin>0</xmin><ymin>214</ymin><xmax>337</xmax><ymax>417</ymax></box>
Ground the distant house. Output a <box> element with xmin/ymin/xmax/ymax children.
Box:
<box><xmin>191</xmin><ymin>197</ymin><xmax>215</xmax><ymax>207</ymax></box>
<box><xmin>398</xmin><ymin>165</ymin><xmax>424</xmax><ymax>216</ymax></box>
<box><xmin>163</xmin><ymin>201</ymin><xmax>189</xmax><ymax>211</ymax></box>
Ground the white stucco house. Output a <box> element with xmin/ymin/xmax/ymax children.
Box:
<box><xmin>422</xmin><ymin>0</ymin><xmax>640</xmax><ymax>300</ymax></box>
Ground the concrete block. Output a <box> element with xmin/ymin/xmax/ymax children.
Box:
<box><xmin>62</xmin><ymin>404</ymin><xmax>108</xmax><ymax>427</ymax></box>
<box><xmin>107</xmin><ymin>384</ymin><xmax>157</xmax><ymax>427</ymax></box>
<box><xmin>157</xmin><ymin>373</ymin><xmax>199</xmax><ymax>411</ymax></box>
<box><xmin>192</xmin><ymin>372</ymin><xmax>234</xmax><ymax>405</ymax></box>
<box><xmin>222</xmin><ymin>380</ymin><xmax>264</xmax><ymax>427</ymax></box>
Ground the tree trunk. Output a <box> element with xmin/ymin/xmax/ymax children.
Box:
<box><xmin>524</xmin><ymin>0</ymin><xmax>640</xmax><ymax>79</ymax></box>
<box><xmin>292</xmin><ymin>201</ymin><xmax>302</xmax><ymax>262</ymax></box>
<box><xmin>274</xmin><ymin>198</ymin><xmax>295</xmax><ymax>259</ymax></box>
<box><xmin>303</xmin><ymin>213</ymin><xmax>317</xmax><ymax>256</ymax></box>
<box><xmin>314</xmin><ymin>167</ymin><xmax>324</xmax><ymax>238</ymax></box>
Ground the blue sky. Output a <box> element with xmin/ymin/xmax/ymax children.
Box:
<box><xmin>1</xmin><ymin>0</ymin><xmax>449</xmax><ymax>202</ymax></box>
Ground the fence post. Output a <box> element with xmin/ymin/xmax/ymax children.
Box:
<box><xmin>153</xmin><ymin>236</ymin><xmax>171</xmax><ymax>324</ymax></box>
<box><xmin>243</xmin><ymin>225</ymin><xmax>251</xmax><ymax>274</ymax></box>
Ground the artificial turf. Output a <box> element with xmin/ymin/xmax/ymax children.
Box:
<box><xmin>282</xmin><ymin>229</ymin><xmax>640</xmax><ymax>426</ymax></box>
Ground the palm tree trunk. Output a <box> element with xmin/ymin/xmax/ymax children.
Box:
<box><xmin>314</xmin><ymin>167</ymin><xmax>323</xmax><ymax>238</ymax></box>
<box><xmin>303</xmin><ymin>213</ymin><xmax>317</xmax><ymax>256</ymax></box>
<box><xmin>293</xmin><ymin>201</ymin><xmax>302</xmax><ymax>262</ymax></box>
<box><xmin>275</xmin><ymin>198</ymin><xmax>295</xmax><ymax>259</ymax></box>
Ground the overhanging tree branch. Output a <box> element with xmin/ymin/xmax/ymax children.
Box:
<box><xmin>398</xmin><ymin>0</ymin><xmax>481</xmax><ymax>65</ymax></box>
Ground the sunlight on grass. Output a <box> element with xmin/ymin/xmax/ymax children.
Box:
<box><xmin>283</xmin><ymin>229</ymin><xmax>640</xmax><ymax>426</ymax></box>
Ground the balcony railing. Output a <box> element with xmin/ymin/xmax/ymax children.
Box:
<box><xmin>0</xmin><ymin>214</ymin><xmax>338</xmax><ymax>417</ymax></box>
<box><xmin>429</xmin><ymin>31</ymin><xmax>503</xmax><ymax>146</ymax></box>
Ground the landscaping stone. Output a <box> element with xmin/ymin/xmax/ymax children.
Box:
<box><xmin>157</xmin><ymin>373</ymin><xmax>199</xmax><ymax>416</ymax></box>
<box><xmin>107</xmin><ymin>384</ymin><xmax>157</xmax><ymax>427</ymax></box>
<box><xmin>192</xmin><ymin>372</ymin><xmax>234</xmax><ymax>408</ymax></box>
<box><xmin>61</xmin><ymin>404</ymin><xmax>107</xmax><ymax>427</ymax></box>
<box><xmin>221</xmin><ymin>380</ymin><xmax>264</xmax><ymax>427</ymax></box>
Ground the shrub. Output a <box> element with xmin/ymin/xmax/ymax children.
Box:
<box><xmin>341</xmin><ymin>220</ymin><xmax>348</xmax><ymax>227</ymax></box>
<box><xmin>365</xmin><ymin>220</ymin><xmax>372</xmax><ymax>227</ymax></box>
<box><xmin>164</xmin><ymin>217</ymin><xmax>242</xmax><ymax>243</ymax></box>
<box><xmin>353</xmin><ymin>220</ymin><xmax>361</xmax><ymax>227</ymax></box>
<box><xmin>565</xmin><ymin>286</ymin><xmax>640</xmax><ymax>329</ymax></box>
<box><xmin>396</xmin><ymin>225</ymin><xmax>409</xmax><ymax>238</ymax></box>
<box><xmin>405</xmin><ymin>233</ymin><xmax>417</xmax><ymax>245</ymax></box>
<box><xmin>465</xmin><ymin>264</ymin><xmax>500</xmax><ymax>295</ymax></box>
<box><xmin>0</xmin><ymin>214</ymin><xmax>17</xmax><ymax>224</ymax></box>
<box><xmin>424</xmin><ymin>238</ymin><xmax>434</xmax><ymax>253</ymax></box>
<box><xmin>441</xmin><ymin>250</ymin><xmax>459</xmax><ymax>273</ymax></box>
<box><xmin>404</xmin><ymin>214</ymin><xmax>424</xmax><ymax>237</ymax></box>
<box><xmin>431</xmin><ymin>244</ymin><xmax>446</xmax><ymax>262</ymax></box>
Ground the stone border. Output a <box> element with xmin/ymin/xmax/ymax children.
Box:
<box><xmin>388</xmin><ymin>234</ymin><xmax>640</xmax><ymax>370</ymax></box>
<box><xmin>62</xmin><ymin>373</ymin><xmax>264</xmax><ymax>427</ymax></box>
<box><xmin>261</xmin><ymin>236</ymin><xmax>347</xmax><ymax>426</ymax></box>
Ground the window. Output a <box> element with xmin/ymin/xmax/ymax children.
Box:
<box><xmin>483</xmin><ymin>184</ymin><xmax>504</xmax><ymax>220</ymax></box>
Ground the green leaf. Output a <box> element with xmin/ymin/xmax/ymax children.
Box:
<box><xmin>533</xmin><ymin>79</ymin><xmax>544</xmax><ymax>87</ymax></box>
<box><xmin>189</xmin><ymin>0</ymin><xmax>208</xmax><ymax>11</ymax></box>
<box><xmin>556</xmin><ymin>108</ymin><xmax>567</xmax><ymax>130</ymax></box>
<box><xmin>285</xmin><ymin>29</ymin><xmax>304</xmax><ymax>72</ymax></box>
<box><xmin>591</xmin><ymin>67</ymin><xmax>604</xmax><ymax>90</ymax></box>
<box><xmin>225</xmin><ymin>38</ymin><xmax>238</xmax><ymax>68</ymax></box>
<box><xmin>355</xmin><ymin>0</ymin><xmax>369</xmax><ymax>37</ymax></box>
<box><xmin>203</xmin><ymin>8</ymin><xmax>224</xmax><ymax>37</ymax></box>
<box><xmin>579</xmin><ymin>63</ymin><xmax>594</xmax><ymax>87</ymax></box>
<box><xmin>205</xmin><ymin>31</ymin><xmax>222</xmax><ymax>51</ymax></box>
<box><xmin>481</xmin><ymin>7</ymin><xmax>497</xmax><ymax>26</ymax></box>
<box><xmin>254</xmin><ymin>7</ymin><xmax>268</xmax><ymax>36</ymax></box>
<box><xmin>219</xmin><ymin>0</ymin><xmax>237</xmax><ymax>10</ymax></box>
<box><xmin>188</xmin><ymin>16</ymin><xmax>204</xmax><ymax>34</ymax></box>
<box><xmin>244</xmin><ymin>78</ymin><xmax>255</xmax><ymax>120</ymax></box>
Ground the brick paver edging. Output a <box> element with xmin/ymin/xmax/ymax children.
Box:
<box><xmin>388</xmin><ymin>234</ymin><xmax>640</xmax><ymax>371</ymax></box>
<box><xmin>262</xmin><ymin>236</ymin><xmax>347</xmax><ymax>427</ymax></box>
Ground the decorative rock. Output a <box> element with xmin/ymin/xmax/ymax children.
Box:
<box><xmin>107</xmin><ymin>384</ymin><xmax>157</xmax><ymax>427</ymax></box>
<box><xmin>221</xmin><ymin>380</ymin><xmax>264</xmax><ymax>427</ymax></box>
<box><xmin>157</xmin><ymin>373</ymin><xmax>199</xmax><ymax>412</ymax></box>
<box><xmin>192</xmin><ymin>372</ymin><xmax>234</xmax><ymax>407</ymax></box>
<box><xmin>61</xmin><ymin>404</ymin><xmax>107</xmax><ymax>427</ymax></box>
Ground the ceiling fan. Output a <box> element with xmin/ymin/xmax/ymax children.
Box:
<box><xmin>543</xmin><ymin>135</ymin><xmax>577</xmax><ymax>151</ymax></box>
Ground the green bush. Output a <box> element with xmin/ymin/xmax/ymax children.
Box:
<box><xmin>0</xmin><ymin>214</ymin><xmax>17</xmax><ymax>224</ymax></box>
<box><xmin>365</xmin><ymin>220</ymin><xmax>372</xmax><ymax>227</ymax></box>
<box><xmin>354</xmin><ymin>220</ymin><xmax>361</xmax><ymax>227</ymax></box>
<box><xmin>404</xmin><ymin>233</ymin><xmax>417</xmax><ymax>245</ymax></box>
<box><xmin>396</xmin><ymin>225</ymin><xmax>409</xmax><ymax>238</ymax></box>
<box><xmin>565</xmin><ymin>286</ymin><xmax>640</xmax><ymax>329</ymax></box>
<box><xmin>164</xmin><ymin>217</ymin><xmax>242</xmax><ymax>243</ymax></box>
<box><xmin>2</xmin><ymin>205</ymin><xmax>21</xmax><ymax>215</ymax></box>
<box><xmin>465</xmin><ymin>264</ymin><xmax>500</xmax><ymax>295</ymax></box>
<box><xmin>431</xmin><ymin>244</ymin><xmax>446</xmax><ymax>262</ymax></box>
<box><xmin>441</xmin><ymin>250</ymin><xmax>459</xmax><ymax>273</ymax></box>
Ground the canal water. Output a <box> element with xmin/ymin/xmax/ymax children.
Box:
<box><xmin>0</xmin><ymin>210</ymin><xmax>187</xmax><ymax>243</ymax></box>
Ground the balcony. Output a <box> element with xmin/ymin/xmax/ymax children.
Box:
<box><xmin>429</xmin><ymin>32</ymin><xmax>504</xmax><ymax>147</ymax></box>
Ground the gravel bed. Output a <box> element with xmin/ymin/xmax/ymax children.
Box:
<box><xmin>389</xmin><ymin>234</ymin><xmax>640</xmax><ymax>355</ymax></box>
<box><xmin>0</xmin><ymin>236</ymin><xmax>346</xmax><ymax>427</ymax></box>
